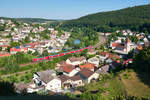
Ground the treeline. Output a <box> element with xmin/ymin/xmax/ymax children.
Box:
<box><xmin>60</xmin><ymin>4</ymin><xmax>150</xmax><ymax>33</ymax></box>
<box><xmin>133</xmin><ymin>46</ymin><xmax>150</xmax><ymax>73</ymax></box>
<box><xmin>0</xmin><ymin>52</ymin><xmax>34</xmax><ymax>74</ymax></box>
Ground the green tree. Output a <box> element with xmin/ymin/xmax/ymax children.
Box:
<box><xmin>0</xmin><ymin>47</ymin><xmax>2</xmax><ymax>51</ymax></box>
<box><xmin>42</xmin><ymin>50</ymin><xmax>49</xmax><ymax>57</ymax></box>
<box><xmin>33</xmin><ymin>51</ymin><xmax>39</xmax><ymax>56</ymax></box>
<box><xmin>134</xmin><ymin>46</ymin><xmax>150</xmax><ymax>73</ymax></box>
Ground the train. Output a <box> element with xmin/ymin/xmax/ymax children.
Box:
<box><xmin>32</xmin><ymin>46</ymin><xmax>92</xmax><ymax>62</ymax></box>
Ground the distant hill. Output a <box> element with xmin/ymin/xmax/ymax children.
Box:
<box><xmin>14</xmin><ymin>18</ymin><xmax>55</xmax><ymax>23</ymax></box>
<box><xmin>0</xmin><ymin>17</ymin><xmax>62</xmax><ymax>23</ymax></box>
<box><xmin>61</xmin><ymin>4</ymin><xmax>150</xmax><ymax>32</ymax></box>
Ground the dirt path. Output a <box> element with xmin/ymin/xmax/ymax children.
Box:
<box><xmin>19</xmin><ymin>61</ymin><xmax>40</xmax><ymax>67</ymax></box>
<box><xmin>1</xmin><ymin>69</ymin><xmax>31</xmax><ymax>78</ymax></box>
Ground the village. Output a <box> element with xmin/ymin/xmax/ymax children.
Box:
<box><xmin>0</xmin><ymin>18</ymin><xmax>150</xmax><ymax>95</ymax></box>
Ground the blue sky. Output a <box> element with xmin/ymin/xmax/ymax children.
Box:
<box><xmin>0</xmin><ymin>0</ymin><xmax>150</xmax><ymax>19</ymax></box>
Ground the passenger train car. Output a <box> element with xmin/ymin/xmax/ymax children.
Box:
<box><xmin>32</xmin><ymin>46</ymin><xmax>92</xmax><ymax>62</ymax></box>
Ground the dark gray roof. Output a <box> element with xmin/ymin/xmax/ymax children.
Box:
<box><xmin>59</xmin><ymin>75</ymin><xmax>70</xmax><ymax>83</ymax></box>
<box><xmin>36</xmin><ymin>70</ymin><xmax>59</xmax><ymax>83</ymax></box>
<box><xmin>78</xmin><ymin>68</ymin><xmax>94</xmax><ymax>79</ymax></box>
<box><xmin>41</xmin><ymin>75</ymin><xmax>60</xmax><ymax>83</ymax></box>
<box><xmin>36</xmin><ymin>70</ymin><xmax>56</xmax><ymax>77</ymax></box>
<box><xmin>96</xmin><ymin>65</ymin><xmax>110</xmax><ymax>74</ymax></box>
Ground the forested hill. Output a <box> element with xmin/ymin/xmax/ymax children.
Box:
<box><xmin>61</xmin><ymin>4</ymin><xmax>150</xmax><ymax>32</ymax></box>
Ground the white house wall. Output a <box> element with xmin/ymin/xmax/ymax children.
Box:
<box><xmin>45</xmin><ymin>79</ymin><xmax>61</xmax><ymax>92</ymax></box>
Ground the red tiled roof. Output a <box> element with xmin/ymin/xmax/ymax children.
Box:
<box><xmin>69</xmin><ymin>56</ymin><xmax>86</xmax><ymax>62</ymax></box>
<box><xmin>1</xmin><ymin>45</ymin><xmax>9</xmax><ymax>47</ymax></box>
<box><xmin>70</xmin><ymin>75</ymin><xmax>82</xmax><ymax>81</ymax></box>
<box><xmin>0</xmin><ymin>52</ymin><xmax>10</xmax><ymax>57</ymax></box>
<box><xmin>59</xmin><ymin>75</ymin><xmax>70</xmax><ymax>83</ymax></box>
<box><xmin>112</xmin><ymin>43</ymin><xmax>119</xmax><ymax>47</ymax></box>
<box><xmin>100</xmin><ymin>52</ymin><xmax>120</xmax><ymax>59</ymax></box>
<box><xmin>100</xmin><ymin>52</ymin><xmax>107</xmax><ymax>56</ymax></box>
<box><xmin>62</xmin><ymin>65</ymin><xmax>75</xmax><ymax>73</ymax></box>
<box><xmin>80</xmin><ymin>63</ymin><xmax>95</xmax><ymax>70</ymax></box>
<box><xmin>116</xmin><ymin>43</ymin><xmax>125</xmax><ymax>49</ymax></box>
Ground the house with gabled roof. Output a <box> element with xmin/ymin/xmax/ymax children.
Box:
<box><xmin>87</xmin><ymin>56</ymin><xmax>100</xmax><ymax>67</ymax></box>
<box><xmin>76</xmin><ymin>68</ymin><xmax>98</xmax><ymax>84</ymax></box>
<box><xmin>79</xmin><ymin>63</ymin><xmax>95</xmax><ymax>71</ymax></box>
<box><xmin>62</xmin><ymin>65</ymin><xmax>80</xmax><ymax>77</ymax></box>
<box><xmin>59</xmin><ymin>75</ymin><xmax>83</xmax><ymax>89</ymax></box>
<box><xmin>33</xmin><ymin>70</ymin><xmax>61</xmax><ymax>93</ymax></box>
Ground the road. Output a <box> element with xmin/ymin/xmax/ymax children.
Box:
<box><xmin>93</xmin><ymin>33</ymin><xmax>107</xmax><ymax>49</ymax></box>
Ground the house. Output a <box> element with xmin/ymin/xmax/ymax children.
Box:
<box><xmin>79</xmin><ymin>63</ymin><xmax>95</xmax><ymax>71</ymax></box>
<box><xmin>62</xmin><ymin>65</ymin><xmax>80</xmax><ymax>77</ymax></box>
<box><xmin>15</xmin><ymin>83</ymin><xmax>28</xmax><ymax>93</ymax></box>
<box><xmin>105</xmin><ymin>32</ymin><xmax>112</xmax><ymax>36</ymax></box>
<box><xmin>66</xmin><ymin>56</ymin><xmax>86</xmax><ymax>66</ymax></box>
<box><xmin>144</xmin><ymin>42</ymin><xmax>150</xmax><ymax>47</ymax></box>
<box><xmin>70</xmin><ymin>75</ymin><xmax>84</xmax><ymax>87</ymax></box>
<box><xmin>0</xmin><ymin>19</ymin><xmax>5</xmax><ymax>24</ymax></box>
<box><xmin>12</xmin><ymin>35</ymin><xmax>20</xmax><ymax>42</ymax></box>
<box><xmin>99</xmin><ymin>65</ymin><xmax>110</xmax><ymax>74</ymax></box>
<box><xmin>10</xmin><ymin>46</ymin><xmax>28</xmax><ymax>54</ymax></box>
<box><xmin>27</xmin><ymin>83</ymin><xmax>45</xmax><ymax>93</ymax></box>
<box><xmin>87</xmin><ymin>56</ymin><xmax>100</xmax><ymax>67</ymax></box>
<box><xmin>99</xmin><ymin>52</ymin><xmax>120</xmax><ymax>63</ymax></box>
<box><xmin>59</xmin><ymin>75</ymin><xmax>83</xmax><ymax>89</ymax></box>
<box><xmin>59</xmin><ymin>75</ymin><xmax>71</xmax><ymax>89</ymax></box>
<box><xmin>0</xmin><ymin>52</ymin><xmax>10</xmax><ymax>57</ymax></box>
<box><xmin>105</xmin><ymin>58</ymin><xmax>113</xmax><ymax>64</ymax></box>
<box><xmin>98</xmin><ymin>52</ymin><xmax>109</xmax><ymax>62</ymax></box>
<box><xmin>110</xmin><ymin>61</ymin><xmax>120</xmax><ymax>69</ymax></box>
<box><xmin>1</xmin><ymin>45</ymin><xmax>9</xmax><ymax>51</ymax></box>
<box><xmin>15</xmin><ymin>81</ymin><xmax>45</xmax><ymax>94</ymax></box>
<box><xmin>87</xmin><ymin>49</ymin><xmax>96</xmax><ymax>55</ymax></box>
<box><xmin>33</xmin><ymin>70</ymin><xmax>61</xmax><ymax>92</ymax></box>
<box><xmin>76</xmin><ymin>68</ymin><xmax>97</xmax><ymax>84</ymax></box>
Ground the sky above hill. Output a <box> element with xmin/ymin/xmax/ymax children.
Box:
<box><xmin>0</xmin><ymin>0</ymin><xmax>150</xmax><ymax>19</ymax></box>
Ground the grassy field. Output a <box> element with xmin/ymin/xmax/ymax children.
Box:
<box><xmin>81</xmin><ymin>70</ymin><xmax>150</xmax><ymax>100</ymax></box>
<box><xmin>82</xmin><ymin>76</ymin><xmax>125</xmax><ymax>100</ymax></box>
<box><xmin>120</xmin><ymin>71</ymin><xmax>150</xmax><ymax>99</ymax></box>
